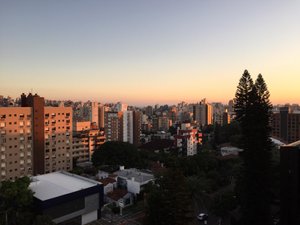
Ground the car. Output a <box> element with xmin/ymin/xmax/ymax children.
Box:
<box><xmin>197</xmin><ymin>213</ymin><xmax>208</xmax><ymax>221</ymax></box>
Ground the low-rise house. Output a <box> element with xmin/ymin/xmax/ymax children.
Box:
<box><xmin>115</xmin><ymin>168</ymin><xmax>155</xmax><ymax>195</ymax></box>
<box><xmin>106</xmin><ymin>189</ymin><xmax>133</xmax><ymax>207</ymax></box>
<box><xmin>98</xmin><ymin>177</ymin><xmax>117</xmax><ymax>195</ymax></box>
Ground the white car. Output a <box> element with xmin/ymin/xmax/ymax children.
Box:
<box><xmin>197</xmin><ymin>213</ymin><xmax>208</xmax><ymax>221</ymax></box>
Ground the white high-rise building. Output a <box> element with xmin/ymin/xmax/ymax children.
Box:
<box><xmin>123</xmin><ymin>111</ymin><xmax>133</xmax><ymax>144</ymax></box>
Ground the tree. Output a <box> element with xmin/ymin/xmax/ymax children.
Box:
<box><xmin>210</xmin><ymin>191</ymin><xmax>238</xmax><ymax>219</ymax></box>
<box><xmin>145</xmin><ymin>169</ymin><xmax>194</xmax><ymax>225</ymax></box>
<box><xmin>234</xmin><ymin>70</ymin><xmax>273</xmax><ymax>225</ymax></box>
<box><xmin>92</xmin><ymin>141</ymin><xmax>143</xmax><ymax>168</ymax></box>
<box><xmin>0</xmin><ymin>177</ymin><xmax>34</xmax><ymax>225</ymax></box>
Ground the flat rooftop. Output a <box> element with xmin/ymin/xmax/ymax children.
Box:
<box><xmin>115</xmin><ymin>168</ymin><xmax>154</xmax><ymax>184</ymax></box>
<box><xmin>29</xmin><ymin>171</ymin><xmax>99</xmax><ymax>201</ymax></box>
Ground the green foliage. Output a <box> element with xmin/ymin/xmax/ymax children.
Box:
<box><xmin>145</xmin><ymin>169</ymin><xmax>194</xmax><ymax>225</ymax></box>
<box><xmin>214</xmin><ymin>121</ymin><xmax>242</xmax><ymax>146</ymax></box>
<box><xmin>92</xmin><ymin>141</ymin><xmax>144</xmax><ymax>168</ymax></box>
<box><xmin>210</xmin><ymin>191</ymin><xmax>238</xmax><ymax>218</ymax></box>
<box><xmin>71</xmin><ymin>166</ymin><xmax>84</xmax><ymax>175</ymax></box>
<box><xmin>0</xmin><ymin>177</ymin><xmax>34</xmax><ymax>225</ymax></box>
<box><xmin>234</xmin><ymin>70</ymin><xmax>273</xmax><ymax>225</ymax></box>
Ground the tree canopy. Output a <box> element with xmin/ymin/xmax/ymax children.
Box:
<box><xmin>145</xmin><ymin>169</ymin><xmax>194</xmax><ymax>225</ymax></box>
<box><xmin>92</xmin><ymin>141</ymin><xmax>143</xmax><ymax>168</ymax></box>
<box><xmin>234</xmin><ymin>70</ymin><xmax>273</xmax><ymax>225</ymax></box>
<box><xmin>0</xmin><ymin>177</ymin><xmax>33</xmax><ymax>225</ymax></box>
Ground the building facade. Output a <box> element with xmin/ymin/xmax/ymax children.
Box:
<box><xmin>0</xmin><ymin>107</ymin><xmax>33</xmax><ymax>181</ymax></box>
<box><xmin>272</xmin><ymin>107</ymin><xmax>300</xmax><ymax>144</ymax></box>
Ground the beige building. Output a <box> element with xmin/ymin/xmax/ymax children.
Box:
<box><xmin>91</xmin><ymin>102</ymin><xmax>99</xmax><ymax>127</ymax></box>
<box><xmin>0</xmin><ymin>107</ymin><xmax>33</xmax><ymax>181</ymax></box>
<box><xmin>72</xmin><ymin>129</ymin><xmax>105</xmax><ymax>163</ymax></box>
<box><xmin>44</xmin><ymin>107</ymin><xmax>73</xmax><ymax>173</ymax></box>
<box><xmin>72</xmin><ymin>133</ymin><xmax>89</xmax><ymax>163</ymax></box>
<box><xmin>75</xmin><ymin>121</ymin><xmax>91</xmax><ymax>132</ymax></box>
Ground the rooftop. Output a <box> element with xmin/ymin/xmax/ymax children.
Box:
<box><xmin>106</xmin><ymin>189</ymin><xmax>128</xmax><ymax>201</ymax></box>
<box><xmin>115</xmin><ymin>168</ymin><xmax>154</xmax><ymax>184</ymax></box>
<box><xmin>29</xmin><ymin>171</ymin><xmax>99</xmax><ymax>201</ymax></box>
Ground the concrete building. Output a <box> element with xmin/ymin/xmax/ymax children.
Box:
<box><xmin>152</xmin><ymin>115</ymin><xmax>171</xmax><ymax>132</ymax></box>
<box><xmin>30</xmin><ymin>171</ymin><xmax>103</xmax><ymax>225</ymax></box>
<box><xmin>0</xmin><ymin>107</ymin><xmax>33</xmax><ymax>181</ymax></box>
<box><xmin>44</xmin><ymin>107</ymin><xmax>73</xmax><ymax>173</ymax></box>
<box><xmin>72</xmin><ymin>133</ymin><xmax>89</xmax><ymax>164</ymax></box>
<box><xmin>75</xmin><ymin>121</ymin><xmax>91</xmax><ymax>132</ymax></box>
<box><xmin>115</xmin><ymin>168</ymin><xmax>155</xmax><ymax>195</ymax></box>
<box><xmin>280</xmin><ymin>141</ymin><xmax>300</xmax><ymax>225</ymax></box>
<box><xmin>193</xmin><ymin>99</ymin><xmax>213</xmax><ymax>126</ymax></box>
<box><xmin>145</xmin><ymin>105</ymin><xmax>153</xmax><ymax>117</ymax></box>
<box><xmin>72</xmin><ymin>129</ymin><xmax>105</xmax><ymax>163</ymax></box>
<box><xmin>98</xmin><ymin>105</ymin><xmax>108</xmax><ymax>129</ymax></box>
<box><xmin>123</xmin><ymin>111</ymin><xmax>134</xmax><ymax>144</ymax></box>
<box><xmin>21</xmin><ymin>93</ymin><xmax>73</xmax><ymax>175</ymax></box>
<box><xmin>91</xmin><ymin>102</ymin><xmax>98</xmax><ymax>127</ymax></box>
<box><xmin>104</xmin><ymin>110</ymin><xmax>141</xmax><ymax>146</ymax></box>
<box><xmin>175</xmin><ymin>123</ymin><xmax>199</xmax><ymax>156</ymax></box>
<box><xmin>104</xmin><ymin>111</ymin><xmax>123</xmax><ymax>142</ymax></box>
<box><xmin>115</xmin><ymin>102</ymin><xmax>128</xmax><ymax>112</ymax></box>
<box><xmin>132</xmin><ymin>111</ymin><xmax>141</xmax><ymax>146</ymax></box>
<box><xmin>272</xmin><ymin>107</ymin><xmax>300</xmax><ymax>144</ymax></box>
<box><xmin>222</xmin><ymin>111</ymin><xmax>231</xmax><ymax>126</ymax></box>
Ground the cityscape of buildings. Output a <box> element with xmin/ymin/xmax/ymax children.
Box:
<box><xmin>1</xmin><ymin>93</ymin><xmax>300</xmax><ymax>182</ymax></box>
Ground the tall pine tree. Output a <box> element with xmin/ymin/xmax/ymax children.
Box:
<box><xmin>234</xmin><ymin>70</ymin><xmax>272</xmax><ymax>225</ymax></box>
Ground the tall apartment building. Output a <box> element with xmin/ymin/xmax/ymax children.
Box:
<box><xmin>104</xmin><ymin>112</ymin><xmax>123</xmax><ymax>142</ymax></box>
<box><xmin>73</xmin><ymin>129</ymin><xmax>105</xmax><ymax>163</ymax></box>
<box><xmin>44</xmin><ymin>107</ymin><xmax>72</xmax><ymax>173</ymax></box>
<box><xmin>272</xmin><ymin>107</ymin><xmax>300</xmax><ymax>144</ymax></box>
<box><xmin>152</xmin><ymin>115</ymin><xmax>172</xmax><ymax>132</ymax></box>
<box><xmin>91</xmin><ymin>102</ymin><xmax>99</xmax><ymax>127</ymax></box>
<box><xmin>132</xmin><ymin>111</ymin><xmax>141</xmax><ymax>146</ymax></box>
<box><xmin>175</xmin><ymin>123</ymin><xmax>199</xmax><ymax>156</ymax></box>
<box><xmin>104</xmin><ymin>111</ymin><xmax>141</xmax><ymax>146</ymax></box>
<box><xmin>115</xmin><ymin>102</ymin><xmax>128</xmax><ymax>112</ymax></box>
<box><xmin>0</xmin><ymin>108</ymin><xmax>33</xmax><ymax>181</ymax></box>
<box><xmin>193</xmin><ymin>99</ymin><xmax>213</xmax><ymax>126</ymax></box>
<box><xmin>123</xmin><ymin>111</ymin><xmax>134</xmax><ymax>143</ymax></box>
<box><xmin>21</xmin><ymin>93</ymin><xmax>73</xmax><ymax>175</ymax></box>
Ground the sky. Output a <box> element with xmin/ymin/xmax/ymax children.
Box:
<box><xmin>0</xmin><ymin>0</ymin><xmax>299</xmax><ymax>106</ymax></box>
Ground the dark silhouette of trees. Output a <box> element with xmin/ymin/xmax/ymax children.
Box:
<box><xmin>92</xmin><ymin>141</ymin><xmax>143</xmax><ymax>168</ymax></box>
<box><xmin>0</xmin><ymin>177</ymin><xmax>33</xmax><ymax>225</ymax></box>
<box><xmin>234</xmin><ymin>70</ymin><xmax>273</xmax><ymax>225</ymax></box>
<box><xmin>145</xmin><ymin>169</ymin><xmax>194</xmax><ymax>225</ymax></box>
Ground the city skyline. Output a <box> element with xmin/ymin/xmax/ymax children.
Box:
<box><xmin>1</xmin><ymin>0</ymin><xmax>300</xmax><ymax>105</ymax></box>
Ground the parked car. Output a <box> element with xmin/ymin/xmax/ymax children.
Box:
<box><xmin>197</xmin><ymin>213</ymin><xmax>208</xmax><ymax>221</ymax></box>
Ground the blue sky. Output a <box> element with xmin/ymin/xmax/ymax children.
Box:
<box><xmin>1</xmin><ymin>0</ymin><xmax>299</xmax><ymax>105</ymax></box>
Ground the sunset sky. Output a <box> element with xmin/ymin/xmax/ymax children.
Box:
<box><xmin>0</xmin><ymin>0</ymin><xmax>299</xmax><ymax>106</ymax></box>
